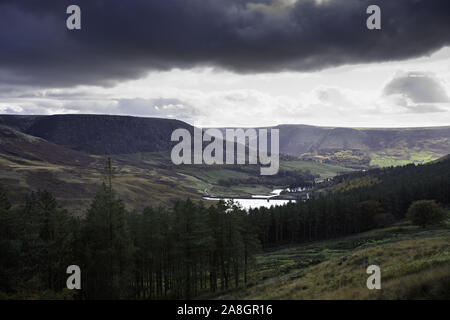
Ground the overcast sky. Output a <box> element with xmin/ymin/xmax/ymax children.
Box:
<box><xmin>1</xmin><ymin>0</ymin><xmax>449</xmax><ymax>128</ymax></box>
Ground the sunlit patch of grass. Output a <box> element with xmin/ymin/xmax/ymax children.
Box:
<box><xmin>369</xmin><ymin>151</ymin><xmax>440</xmax><ymax>168</ymax></box>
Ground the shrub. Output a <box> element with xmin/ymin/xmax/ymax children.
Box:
<box><xmin>406</xmin><ymin>200</ymin><xmax>446</xmax><ymax>227</ymax></box>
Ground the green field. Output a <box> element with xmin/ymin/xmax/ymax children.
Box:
<box><xmin>369</xmin><ymin>151</ymin><xmax>439</xmax><ymax>167</ymax></box>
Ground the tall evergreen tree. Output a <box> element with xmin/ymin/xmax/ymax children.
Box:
<box><xmin>81</xmin><ymin>159</ymin><xmax>133</xmax><ymax>299</ymax></box>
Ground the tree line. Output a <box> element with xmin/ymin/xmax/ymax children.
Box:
<box><xmin>217</xmin><ymin>169</ymin><xmax>316</xmax><ymax>189</ymax></box>
<box><xmin>246</xmin><ymin>160</ymin><xmax>450</xmax><ymax>248</ymax></box>
<box><xmin>0</xmin><ymin>184</ymin><xmax>259</xmax><ymax>299</ymax></box>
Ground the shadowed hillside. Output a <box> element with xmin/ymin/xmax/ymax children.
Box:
<box><xmin>0</xmin><ymin>114</ymin><xmax>192</xmax><ymax>155</ymax></box>
<box><xmin>0</xmin><ymin>126</ymin><xmax>93</xmax><ymax>166</ymax></box>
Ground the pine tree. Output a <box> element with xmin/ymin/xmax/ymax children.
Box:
<box><xmin>81</xmin><ymin>159</ymin><xmax>133</xmax><ymax>299</ymax></box>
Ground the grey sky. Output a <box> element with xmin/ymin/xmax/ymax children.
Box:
<box><xmin>0</xmin><ymin>0</ymin><xmax>449</xmax><ymax>127</ymax></box>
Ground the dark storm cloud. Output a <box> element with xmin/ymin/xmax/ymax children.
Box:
<box><xmin>384</xmin><ymin>72</ymin><xmax>449</xmax><ymax>103</ymax></box>
<box><xmin>1</xmin><ymin>0</ymin><xmax>450</xmax><ymax>87</ymax></box>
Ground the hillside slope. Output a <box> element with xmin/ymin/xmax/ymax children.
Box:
<box><xmin>275</xmin><ymin>124</ymin><xmax>450</xmax><ymax>168</ymax></box>
<box><xmin>0</xmin><ymin>125</ymin><xmax>202</xmax><ymax>212</ymax></box>
<box><xmin>0</xmin><ymin>114</ymin><xmax>192</xmax><ymax>155</ymax></box>
<box><xmin>0</xmin><ymin>125</ymin><xmax>349</xmax><ymax>212</ymax></box>
<box><xmin>2</xmin><ymin>115</ymin><xmax>449</xmax><ymax>162</ymax></box>
<box><xmin>1</xmin><ymin>113</ymin><xmax>448</xmax><ymax>211</ymax></box>
<box><xmin>218</xmin><ymin>222</ymin><xmax>450</xmax><ymax>300</ymax></box>
<box><xmin>219</xmin><ymin>123</ymin><xmax>450</xmax><ymax>167</ymax></box>
<box><xmin>276</xmin><ymin>124</ymin><xmax>450</xmax><ymax>155</ymax></box>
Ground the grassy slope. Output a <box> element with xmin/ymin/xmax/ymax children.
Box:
<box><xmin>0</xmin><ymin>142</ymin><xmax>351</xmax><ymax>213</ymax></box>
<box><xmin>280</xmin><ymin>160</ymin><xmax>352</xmax><ymax>179</ymax></box>
<box><xmin>279</xmin><ymin>124</ymin><xmax>450</xmax><ymax>155</ymax></box>
<box><xmin>217</xmin><ymin>220</ymin><xmax>450</xmax><ymax>300</ymax></box>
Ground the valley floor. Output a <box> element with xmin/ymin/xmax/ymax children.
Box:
<box><xmin>215</xmin><ymin>220</ymin><xmax>450</xmax><ymax>300</ymax></box>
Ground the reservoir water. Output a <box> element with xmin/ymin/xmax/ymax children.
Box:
<box><xmin>203</xmin><ymin>188</ymin><xmax>300</xmax><ymax>210</ymax></box>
